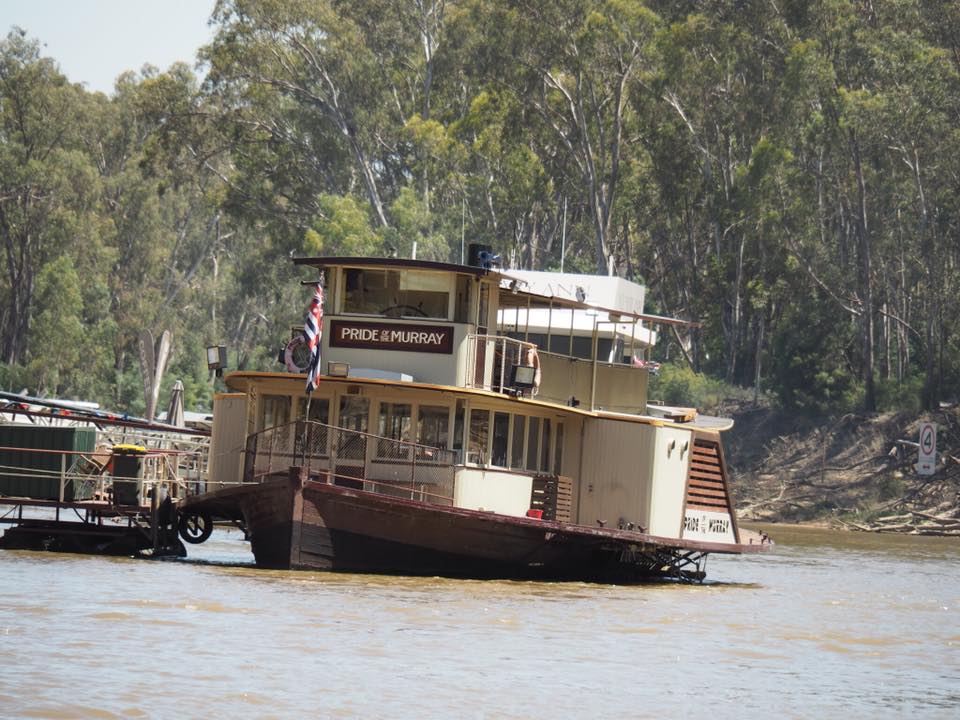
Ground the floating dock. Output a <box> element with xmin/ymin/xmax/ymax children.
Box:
<box><xmin>0</xmin><ymin>405</ymin><xmax>210</xmax><ymax>559</ymax></box>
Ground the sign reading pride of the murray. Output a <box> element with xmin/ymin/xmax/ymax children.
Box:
<box><xmin>330</xmin><ymin>320</ymin><xmax>455</xmax><ymax>354</ymax></box>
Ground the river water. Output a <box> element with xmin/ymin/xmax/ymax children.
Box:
<box><xmin>0</xmin><ymin>524</ymin><xmax>957</xmax><ymax>719</ymax></box>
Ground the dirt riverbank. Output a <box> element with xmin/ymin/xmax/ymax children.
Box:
<box><xmin>722</xmin><ymin>403</ymin><xmax>960</xmax><ymax>534</ymax></box>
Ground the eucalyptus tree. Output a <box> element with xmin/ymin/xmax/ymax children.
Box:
<box><xmin>0</xmin><ymin>29</ymin><xmax>99</xmax><ymax>367</ymax></box>
<box><xmin>451</xmin><ymin>0</ymin><xmax>660</xmax><ymax>275</ymax></box>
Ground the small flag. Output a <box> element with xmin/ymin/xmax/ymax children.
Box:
<box><xmin>304</xmin><ymin>282</ymin><xmax>324</xmax><ymax>392</ymax></box>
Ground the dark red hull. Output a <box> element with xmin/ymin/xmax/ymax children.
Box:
<box><xmin>181</xmin><ymin>471</ymin><xmax>768</xmax><ymax>582</ymax></box>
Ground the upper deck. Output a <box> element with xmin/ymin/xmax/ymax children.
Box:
<box><xmin>293</xmin><ymin>256</ymin><xmax>691</xmax><ymax>414</ymax></box>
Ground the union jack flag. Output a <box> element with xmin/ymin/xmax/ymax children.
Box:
<box><xmin>304</xmin><ymin>281</ymin><xmax>324</xmax><ymax>393</ymax></box>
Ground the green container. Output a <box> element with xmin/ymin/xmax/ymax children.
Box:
<box><xmin>0</xmin><ymin>424</ymin><xmax>98</xmax><ymax>501</ymax></box>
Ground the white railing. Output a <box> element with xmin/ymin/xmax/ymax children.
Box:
<box><xmin>463</xmin><ymin>334</ymin><xmax>538</xmax><ymax>392</ymax></box>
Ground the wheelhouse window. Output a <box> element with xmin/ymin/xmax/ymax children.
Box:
<box><xmin>342</xmin><ymin>268</ymin><xmax>451</xmax><ymax>319</ymax></box>
<box><xmin>454</xmin><ymin>275</ymin><xmax>471</xmax><ymax>323</ymax></box>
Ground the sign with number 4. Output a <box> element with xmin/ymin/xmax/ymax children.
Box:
<box><xmin>917</xmin><ymin>422</ymin><xmax>937</xmax><ymax>476</ymax></box>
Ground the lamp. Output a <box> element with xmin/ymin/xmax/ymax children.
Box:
<box><xmin>510</xmin><ymin>364</ymin><xmax>536</xmax><ymax>389</ymax></box>
<box><xmin>327</xmin><ymin>361</ymin><xmax>350</xmax><ymax>377</ymax></box>
<box><xmin>206</xmin><ymin>345</ymin><xmax>228</xmax><ymax>377</ymax></box>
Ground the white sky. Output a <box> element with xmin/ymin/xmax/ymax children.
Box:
<box><xmin>1</xmin><ymin>0</ymin><xmax>217</xmax><ymax>94</ymax></box>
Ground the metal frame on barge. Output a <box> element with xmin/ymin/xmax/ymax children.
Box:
<box><xmin>0</xmin><ymin>404</ymin><xmax>210</xmax><ymax>558</ymax></box>
<box><xmin>180</xmin><ymin>252</ymin><xmax>771</xmax><ymax>582</ymax></box>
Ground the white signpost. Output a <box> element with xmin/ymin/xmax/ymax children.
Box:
<box><xmin>917</xmin><ymin>422</ymin><xmax>937</xmax><ymax>476</ymax></box>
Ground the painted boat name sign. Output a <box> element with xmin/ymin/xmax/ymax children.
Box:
<box><xmin>330</xmin><ymin>320</ymin><xmax>455</xmax><ymax>354</ymax></box>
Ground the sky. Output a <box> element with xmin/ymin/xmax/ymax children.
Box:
<box><xmin>1</xmin><ymin>0</ymin><xmax>217</xmax><ymax>94</ymax></box>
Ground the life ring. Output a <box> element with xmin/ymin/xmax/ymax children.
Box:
<box><xmin>284</xmin><ymin>334</ymin><xmax>311</xmax><ymax>373</ymax></box>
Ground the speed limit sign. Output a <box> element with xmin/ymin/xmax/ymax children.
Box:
<box><xmin>918</xmin><ymin>422</ymin><xmax>937</xmax><ymax>476</ymax></box>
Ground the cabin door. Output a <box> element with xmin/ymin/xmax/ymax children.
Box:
<box><xmin>333</xmin><ymin>395</ymin><xmax>369</xmax><ymax>489</ymax></box>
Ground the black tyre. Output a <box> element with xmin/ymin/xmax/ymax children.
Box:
<box><xmin>178</xmin><ymin>511</ymin><xmax>214</xmax><ymax>544</ymax></box>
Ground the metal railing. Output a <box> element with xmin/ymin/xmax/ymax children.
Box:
<box><xmin>243</xmin><ymin>420</ymin><xmax>456</xmax><ymax>506</ymax></box>
<box><xmin>464</xmin><ymin>333</ymin><xmax>537</xmax><ymax>392</ymax></box>
<box><xmin>0</xmin><ymin>444</ymin><xmax>201</xmax><ymax>506</ymax></box>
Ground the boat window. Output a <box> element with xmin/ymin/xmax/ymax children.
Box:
<box><xmin>468</xmin><ymin>409</ymin><xmax>490</xmax><ymax>465</ymax></box>
<box><xmin>553</xmin><ymin>422</ymin><xmax>564</xmax><ymax>474</ymax></box>
<box><xmin>454</xmin><ymin>275</ymin><xmax>471</xmax><ymax>323</ymax></box>
<box><xmin>491</xmin><ymin>412</ymin><xmax>509</xmax><ymax>467</ymax></box>
<box><xmin>540</xmin><ymin>419</ymin><xmax>552</xmax><ymax>472</ymax></box>
<box><xmin>510</xmin><ymin>415</ymin><xmax>525</xmax><ymax>469</ymax></box>
<box><xmin>452</xmin><ymin>399</ymin><xmax>465</xmax><ymax>462</ymax></box>
<box><xmin>298</xmin><ymin>397</ymin><xmax>329</xmax><ymax>423</ymax></box>
<box><xmin>342</xmin><ymin>268</ymin><xmax>450</xmax><ymax>319</ymax></box>
<box><xmin>260</xmin><ymin>395</ymin><xmax>290</xmax><ymax>431</ymax></box>
<box><xmin>377</xmin><ymin>402</ymin><xmax>411</xmax><ymax>457</ymax></box>
<box><xmin>297</xmin><ymin>397</ymin><xmax>330</xmax><ymax>457</ymax></box>
<box><xmin>337</xmin><ymin>396</ymin><xmax>369</xmax><ymax>460</ymax></box>
<box><xmin>417</xmin><ymin>405</ymin><xmax>450</xmax><ymax>450</ymax></box>
<box><xmin>526</xmin><ymin>417</ymin><xmax>540</xmax><ymax>471</ymax></box>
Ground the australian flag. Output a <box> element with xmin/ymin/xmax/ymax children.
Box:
<box><xmin>304</xmin><ymin>282</ymin><xmax>324</xmax><ymax>393</ymax></box>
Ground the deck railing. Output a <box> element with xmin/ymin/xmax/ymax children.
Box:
<box><xmin>0</xmin><ymin>444</ymin><xmax>200</xmax><ymax>506</ymax></box>
<box><xmin>243</xmin><ymin>420</ymin><xmax>457</xmax><ymax>506</ymax></box>
<box><xmin>463</xmin><ymin>333</ymin><xmax>537</xmax><ymax>393</ymax></box>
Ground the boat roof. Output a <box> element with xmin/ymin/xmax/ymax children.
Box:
<box><xmin>293</xmin><ymin>256</ymin><xmax>515</xmax><ymax>283</ymax></box>
<box><xmin>503</xmin><ymin>270</ymin><xmax>647</xmax><ymax>315</ymax></box>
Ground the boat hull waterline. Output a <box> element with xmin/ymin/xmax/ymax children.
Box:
<box><xmin>181</xmin><ymin>471</ymin><xmax>769</xmax><ymax>583</ymax></box>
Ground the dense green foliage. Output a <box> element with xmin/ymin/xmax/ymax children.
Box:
<box><xmin>2</xmin><ymin>1</ymin><xmax>959</xmax><ymax>414</ymax></box>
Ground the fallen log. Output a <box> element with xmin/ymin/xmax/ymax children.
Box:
<box><xmin>917</xmin><ymin>529</ymin><xmax>960</xmax><ymax>537</ymax></box>
<box><xmin>910</xmin><ymin>510</ymin><xmax>959</xmax><ymax>524</ymax></box>
<box><xmin>873</xmin><ymin>523</ymin><xmax>914</xmax><ymax>533</ymax></box>
<box><xmin>876</xmin><ymin>513</ymin><xmax>912</xmax><ymax>523</ymax></box>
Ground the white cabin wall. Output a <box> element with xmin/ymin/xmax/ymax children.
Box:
<box><xmin>208</xmin><ymin>393</ymin><xmax>248</xmax><ymax>487</ymax></box>
<box><xmin>454</xmin><ymin>468</ymin><xmax>533</xmax><ymax>516</ymax></box>
<box><xmin>576</xmin><ymin>419</ymin><xmax>655</xmax><ymax>530</ymax></box>
<box><xmin>645</xmin><ymin>425</ymin><xmax>694</xmax><ymax>537</ymax></box>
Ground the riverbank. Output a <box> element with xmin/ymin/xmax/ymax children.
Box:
<box><xmin>724</xmin><ymin>403</ymin><xmax>960</xmax><ymax>533</ymax></box>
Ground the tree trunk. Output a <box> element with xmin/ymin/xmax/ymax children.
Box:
<box><xmin>852</xmin><ymin>134</ymin><xmax>875</xmax><ymax>411</ymax></box>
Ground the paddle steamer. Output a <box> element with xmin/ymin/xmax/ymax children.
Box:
<box><xmin>181</xmin><ymin>249</ymin><xmax>771</xmax><ymax>581</ymax></box>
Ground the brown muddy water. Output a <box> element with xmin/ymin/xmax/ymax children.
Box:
<box><xmin>0</xmin><ymin>524</ymin><xmax>957</xmax><ymax>719</ymax></box>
